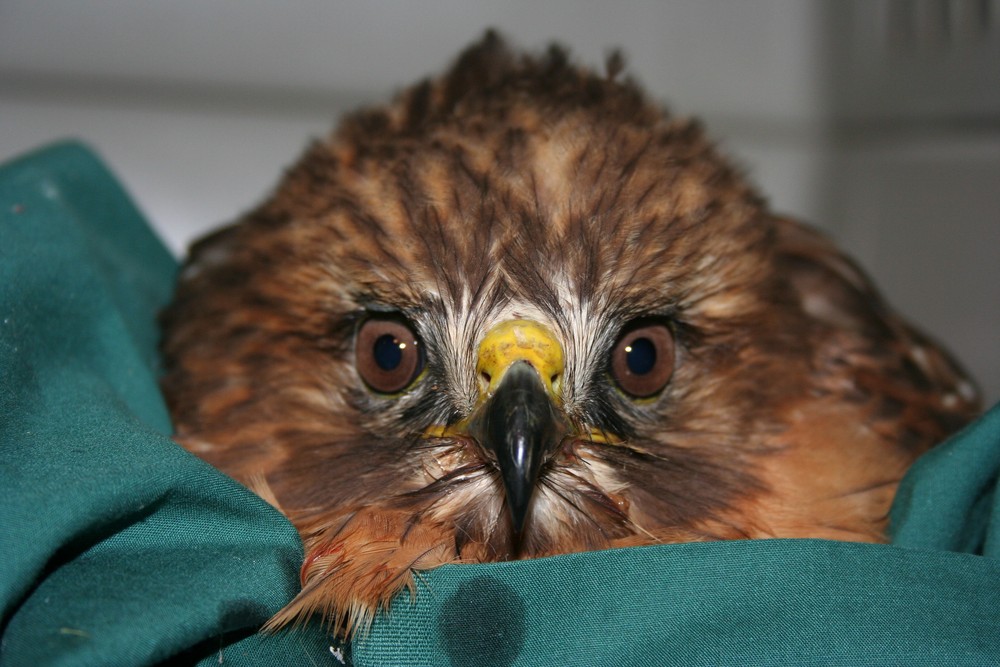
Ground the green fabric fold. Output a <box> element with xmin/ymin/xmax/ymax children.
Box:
<box><xmin>0</xmin><ymin>143</ymin><xmax>330</xmax><ymax>666</ymax></box>
<box><xmin>2</xmin><ymin>142</ymin><xmax>998</xmax><ymax>666</ymax></box>
<box><xmin>355</xmin><ymin>537</ymin><xmax>1000</xmax><ymax>666</ymax></box>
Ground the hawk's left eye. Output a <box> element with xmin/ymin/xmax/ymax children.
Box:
<box><xmin>610</xmin><ymin>321</ymin><xmax>675</xmax><ymax>398</ymax></box>
<box><xmin>356</xmin><ymin>317</ymin><xmax>425</xmax><ymax>394</ymax></box>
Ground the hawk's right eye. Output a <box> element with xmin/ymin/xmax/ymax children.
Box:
<box><xmin>356</xmin><ymin>318</ymin><xmax>425</xmax><ymax>394</ymax></box>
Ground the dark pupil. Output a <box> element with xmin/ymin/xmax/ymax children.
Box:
<box><xmin>625</xmin><ymin>337</ymin><xmax>656</xmax><ymax>375</ymax></box>
<box><xmin>373</xmin><ymin>334</ymin><xmax>403</xmax><ymax>371</ymax></box>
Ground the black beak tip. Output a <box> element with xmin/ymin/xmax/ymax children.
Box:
<box><xmin>504</xmin><ymin>479</ymin><xmax>533</xmax><ymax>535</ymax></box>
<box><xmin>473</xmin><ymin>361</ymin><xmax>561</xmax><ymax>538</ymax></box>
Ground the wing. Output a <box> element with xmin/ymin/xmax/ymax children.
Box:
<box><xmin>773</xmin><ymin>216</ymin><xmax>979</xmax><ymax>450</ymax></box>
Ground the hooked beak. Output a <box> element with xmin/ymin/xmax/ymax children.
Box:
<box><xmin>471</xmin><ymin>360</ymin><xmax>562</xmax><ymax>534</ymax></box>
<box><xmin>468</xmin><ymin>319</ymin><xmax>565</xmax><ymax>535</ymax></box>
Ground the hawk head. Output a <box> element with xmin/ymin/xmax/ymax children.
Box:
<box><xmin>160</xmin><ymin>32</ymin><xmax>978</xmax><ymax>633</ymax></box>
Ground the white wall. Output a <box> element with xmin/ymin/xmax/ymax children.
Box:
<box><xmin>2</xmin><ymin>0</ymin><xmax>997</xmax><ymax>402</ymax></box>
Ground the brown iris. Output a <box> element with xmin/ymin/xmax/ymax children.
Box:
<box><xmin>355</xmin><ymin>317</ymin><xmax>424</xmax><ymax>393</ymax></box>
<box><xmin>610</xmin><ymin>321</ymin><xmax>675</xmax><ymax>398</ymax></box>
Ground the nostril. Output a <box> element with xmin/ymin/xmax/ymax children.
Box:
<box><xmin>550</xmin><ymin>372</ymin><xmax>561</xmax><ymax>392</ymax></box>
<box><xmin>481</xmin><ymin>371</ymin><xmax>492</xmax><ymax>384</ymax></box>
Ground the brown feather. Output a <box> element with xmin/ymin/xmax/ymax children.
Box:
<box><xmin>159</xmin><ymin>32</ymin><xmax>981</xmax><ymax>634</ymax></box>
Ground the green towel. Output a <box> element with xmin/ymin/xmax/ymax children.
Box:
<box><xmin>2</xmin><ymin>142</ymin><xmax>998</xmax><ymax>666</ymax></box>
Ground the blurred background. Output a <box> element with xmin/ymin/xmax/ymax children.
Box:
<box><xmin>1</xmin><ymin>0</ymin><xmax>998</xmax><ymax>402</ymax></box>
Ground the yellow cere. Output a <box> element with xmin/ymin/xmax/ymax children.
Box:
<box><xmin>476</xmin><ymin>319</ymin><xmax>565</xmax><ymax>400</ymax></box>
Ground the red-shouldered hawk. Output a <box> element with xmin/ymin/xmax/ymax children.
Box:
<box><xmin>160</xmin><ymin>32</ymin><xmax>980</xmax><ymax>634</ymax></box>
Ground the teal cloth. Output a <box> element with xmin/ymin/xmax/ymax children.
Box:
<box><xmin>2</xmin><ymin>142</ymin><xmax>999</xmax><ymax>666</ymax></box>
<box><xmin>0</xmin><ymin>143</ymin><xmax>331</xmax><ymax>666</ymax></box>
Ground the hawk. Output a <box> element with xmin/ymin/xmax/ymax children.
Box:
<box><xmin>159</xmin><ymin>32</ymin><xmax>980</xmax><ymax>635</ymax></box>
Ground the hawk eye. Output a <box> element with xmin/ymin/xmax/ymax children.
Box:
<box><xmin>610</xmin><ymin>321</ymin><xmax>675</xmax><ymax>398</ymax></box>
<box><xmin>356</xmin><ymin>317</ymin><xmax>424</xmax><ymax>394</ymax></box>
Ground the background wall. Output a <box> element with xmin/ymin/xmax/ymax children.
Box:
<box><xmin>2</xmin><ymin>0</ymin><xmax>997</xmax><ymax>402</ymax></box>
